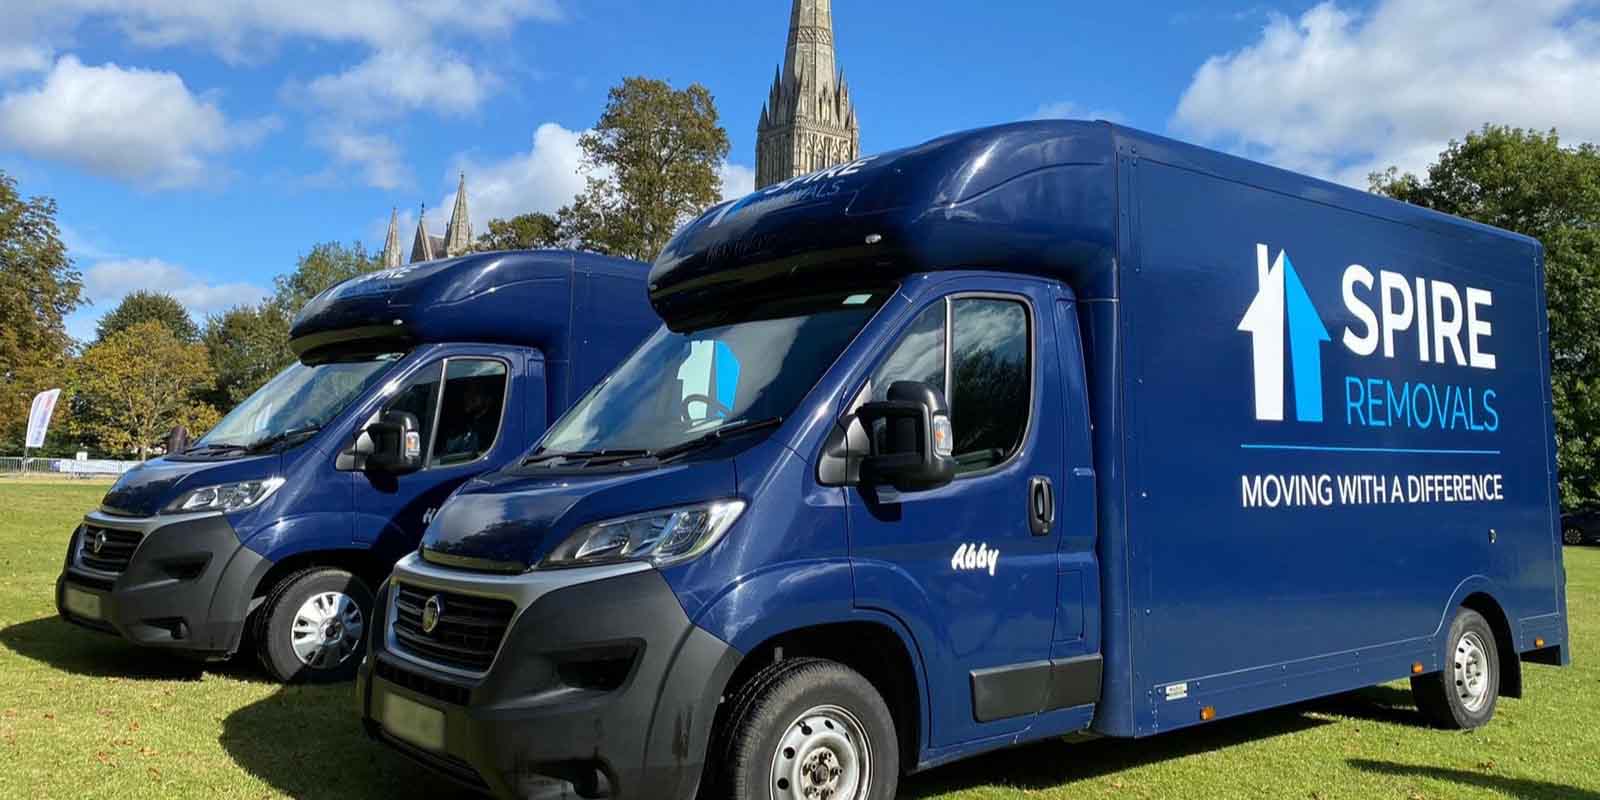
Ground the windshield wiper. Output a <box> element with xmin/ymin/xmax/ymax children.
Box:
<box><xmin>653</xmin><ymin>417</ymin><xmax>783</xmax><ymax>463</ymax></box>
<box><xmin>183</xmin><ymin>442</ymin><xmax>250</xmax><ymax>455</ymax></box>
<box><xmin>523</xmin><ymin>448</ymin><xmax>651</xmax><ymax>467</ymax></box>
<box><xmin>245</xmin><ymin>426</ymin><xmax>323</xmax><ymax>453</ymax></box>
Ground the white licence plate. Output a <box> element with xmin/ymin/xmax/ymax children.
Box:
<box><xmin>381</xmin><ymin>691</ymin><xmax>446</xmax><ymax>752</ymax></box>
<box><xmin>63</xmin><ymin>586</ymin><xmax>102</xmax><ymax>621</ymax></box>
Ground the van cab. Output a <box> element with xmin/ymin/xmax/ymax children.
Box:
<box><xmin>359</xmin><ymin>122</ymin><xmax>1566</xmax><ymax>799</ymax></box>
<box><xmin>56</xmin><ymin>251</ymin><xmax>656</xmax><ymax>682</ymax></box>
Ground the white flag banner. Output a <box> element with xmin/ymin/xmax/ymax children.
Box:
<box><xmin>25</xmin><ymin>389</ymin><xmax>62</xmax><ymax>449</ymax></box>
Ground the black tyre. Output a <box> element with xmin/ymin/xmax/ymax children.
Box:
<box><xmin>711</xmin><ymin>658</ymin><xmax>899</xmax><ymax>800</ymax></box>
<box><xmin>1564</xmin><ymin>527</ymin><xmax>1585</xmax><ymax>546</ymax></box>
<box><xmin>253</xmin><ymin>568</ymin><xmax>373</xmax><ymax>683</ymax></box>
<box><xmin>1411</xmin><ymin>608</ymin><xmax>1499</xmax><ymax>730</ymax></box>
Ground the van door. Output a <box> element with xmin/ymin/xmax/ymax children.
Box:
<box><xmin>846</xmin><ymin>284</ymin><xmax>1062</xmax><ymax>747</ymax></box>
<box><xmin>354</xmin><ymin>353</ymin><xmax>518</xmax><ymax>566</ymax></box>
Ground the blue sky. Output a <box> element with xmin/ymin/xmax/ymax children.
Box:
<box><xmin>2</xmin><ymin>0</ymin><xmax>1596</xmax><ymax>341</ymax></box>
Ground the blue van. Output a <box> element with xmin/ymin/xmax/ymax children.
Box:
<box><xmin>358</xmin><ymin>122</ymin><xmax>1568</xmax><ymax>800</ymax></box>
<box><xmin>55</xmin><ymin>251</ymin><xmax>656</xmax><ymax>682</ymax></box>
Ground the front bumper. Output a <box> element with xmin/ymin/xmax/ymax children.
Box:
<box><xmin>55</xmin><ymin>510</ymin><xmax>271</xmax><ymax>658</ymax></box>
<box><xmin>359</xmin><ymin>555</ymin><xmax>740</xmax><ymax>800</ymax></box>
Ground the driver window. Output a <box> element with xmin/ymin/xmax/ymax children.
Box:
<box><xmin>384</xmin><ymin>362</ymin><xmax>442</xmax><ymax>466</ymax></box>
<box><xmin>433</xmin><ymin>359</ymin><xmax>509</xmax><ymax>466</ymax></box>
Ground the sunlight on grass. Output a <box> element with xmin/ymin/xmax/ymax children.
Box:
<box><xmin>1</xmin><ymin>482</ymin><xmax>1594</xmax><ymax>799</ymax></box>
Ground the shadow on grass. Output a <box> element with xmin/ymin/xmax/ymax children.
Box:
<box><xmin>898</xmin><ymin>705</ymin><xmax>1335</xmax><ymax>798</ymax></box>
<box><xmin>1349</xmin><ymin>759</ymin><xmax>1599</xmax><ymax>799</ymax></box>
<box><xmin>0</xmin><ymin>616</ymin><xmax>260</xmax><ymax>681</ymax></box>
<box><xmin>221</xmin><ymin>685</ymin><xmax>468</xmax><ymax>800</ymax></box>
<box><xmin>1304</xmin><ymin>683</ymin><xmax>1432</xmax><ymax>727</ymax></box>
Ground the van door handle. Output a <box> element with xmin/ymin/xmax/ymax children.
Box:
<box><xmin>1028</xmin><ymin>476</ymin><xmax>1055</xmax><ymax>536</ymax></box>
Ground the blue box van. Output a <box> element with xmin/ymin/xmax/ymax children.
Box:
<box><xmin>357</xmin><ymin>122</ymin><xmax>1569</xmax><ymax>799</ymax></box>
<box><xmin>55</xmin><ymin>251</ymin><xmax>656</xmax><ymax>683</ymax></box>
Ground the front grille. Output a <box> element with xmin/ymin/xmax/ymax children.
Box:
<box><xmin>390</xmin><ymin>584</ymin><xmax>516</xmax><ymax>674</ymax></box>
<box><xmin>76</xmin><ymin>525</ymin><xmax>143</xmax><ymax>574</ymax></box>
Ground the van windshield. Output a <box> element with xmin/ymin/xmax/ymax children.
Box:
<box><xmin>190</xmin><ymin>354</ymin><xmax>404</xmax><ymax>453</ymax></box>
<box><xmin>539</xmin><ymin>291</ymin><xmax>888</xmax><ymax>457</ymax></box>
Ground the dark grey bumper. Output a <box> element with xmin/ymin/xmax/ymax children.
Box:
<box><xmin>56</xmin><ymin>511</ymin><xmax>271</xmax><ymax>658</ymax></box>
<box><xmin>359</xmin><ymin>557</ymin><xmax>740</xmax><ymax>800</ymax></box>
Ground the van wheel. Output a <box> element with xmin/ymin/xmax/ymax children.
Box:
<box><xmin>254</xmin><ymin>568</ymin><xmax>373</xmax><ymax>683</ymax></box>
<box><xmin>1411</xmin><ymin>608</ymin><xmax>1499</xmax><ymax>730</ymax></box>
<box><xmin>1565</xmin><ymin>527</ymin><xmax>1585</xmax><ymax>546</ymax></box>
<box><xmin>712</xmin><ymin>658</ymin><xmax>898</xmax><ymax>800</ymax></box>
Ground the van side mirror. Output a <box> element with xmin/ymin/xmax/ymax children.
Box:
<box><xmin>355</xmin><ymin>410</ymin><xmax>423</xmax><ymax>475</ymax></box>
<box><xmin>858</xmin><ymin>381</ymin><xmax>956</xmax><ymax>492</ymax></box>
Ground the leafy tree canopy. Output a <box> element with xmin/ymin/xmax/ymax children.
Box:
<box><xmin>474</xmin><ymin>212</ymin><xmax>566</xmax><ymax>252</ymax></box>
<box><xmin>203</xmin><ymin>304</ymin><xmax>294</xmax><ymax>407</ymax></box>
<box><xmin>95</xmin><ymin>290</ymin><xmax>199</xmax><ymax>344</ymax></box>
<box><xmin>558</xmin><ymin>77</ymin><xmax>730</xmax><ymax>262</ymax></box>
<box><xmin>1372</xmin><ymin>125</ymin><xmax>1600</xmax><ymax>508</ymax></box>
<box><xmin>77</xmin><ymin>320</ymin><xmax>218</xmax><ymax>459</ymax></box>
<box><xmin>271</xmin><ymin>241</ymin><xmax>380</xmax><ymax>319</ymax></box>
<box><xmin>0</xmin><ymin>169</ymin><xmax>83</xmax><ymax>449</ymax></box>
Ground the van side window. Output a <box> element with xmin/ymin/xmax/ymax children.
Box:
<box><xmin>385</xmin><ymin>362</ymin><xmax>443</xmax><ymax>465</ymax></box>
<box><xmin>869</xmin><ymin>303</ymin><xmax>946</xmax><ymax>402</ymax></box>
<box><xmin>950</xmin><ymin>298</ymin><xmax>1030</xmax><ymax>471</ymax></box>
<box><xmin>434</xmin><ymin>359</ymin><xmax>509</xmax><ymax>466</ymax></box>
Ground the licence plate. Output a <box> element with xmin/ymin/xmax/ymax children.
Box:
<box><xmin>63</xmin><ymin>586</ymin><xmax>102</xmax><ymax>621</ymax></box>
<box><xmin>380</xmin><ymin>691</ymin><xmax>446</xmax><ymax>752</ymax></box>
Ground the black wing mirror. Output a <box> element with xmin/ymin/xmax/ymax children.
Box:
<box><xmin>353</xmin><ymin>410</ymin><xmax>423</xmax><ymax>475</ymax></box>
<box><xmin>857</xmin><ymin>381</ymin><xmax>957</xmax><ymax>492</ymax></box>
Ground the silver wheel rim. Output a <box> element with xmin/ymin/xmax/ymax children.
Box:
<box><xmin>1566</xmin><ymin>529</ymin><xmax>1583</xmax><ymax>545</ymax></box>
<box><xmin>1454</xmin><ymin>630</ymin><xmax>1493</xmax><ymax>713</ymax></box>
<box><xmin>290</xmin><ymin>591</ymin><xmax>364</xmax><ymax>669</ymax></box>
<box><xmin>771</xmin><ymin>704</ymin><xmax>871</xmax><ymax>800</ymax></box>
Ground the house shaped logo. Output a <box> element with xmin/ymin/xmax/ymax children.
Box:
<box><xmin>1238</xmin><ymin>244</ymin><xmax>1331</xmax><ymax>423</ymax></box>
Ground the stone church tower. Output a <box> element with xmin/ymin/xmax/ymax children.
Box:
<box><xmin>756</xmin><ymin>0</ymin><xmax>860</xmax><ymax>188</ymax></box>
<box><xmin>380</xmin><ymin>173</ymin><xmax>473</xmax><ymax>266</ymax></box>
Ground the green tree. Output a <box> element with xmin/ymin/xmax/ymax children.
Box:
<box><xmin>95</xmin><ymin>290</ymin><xmax>199</xmax><ymax>343</ymax></box>
<box><xmin>557</xmin><ymin>77</ymin><xmax>730</xmax><ymax>261</ymax></box>
<box><xmin>474</xmin><ymin>212</ymin><xmax>566</xmax><ymax>252</ymax></box>
<box><xmin>1371</xmin><ymin>126</ymin><xmax>1600</xmax><ymax>508</ymax></box>
<box><xmin>78</xmin><ymin>320</ymin><xmax>218</xmax><ymax>459</ymax></box>
<box><xmin>271</xmin><ymin>241</ymin><xmax>380</xmax><ymax>319</ymax></box>
<box><xmin>0</xmin><ymin>170</ymin><xmax>83</xmax><ymax>450</ymax></box>
<box><xmin>204</xmin><ymin>304</ymin><xmax>294</xmax><ymax>406</ymax></box>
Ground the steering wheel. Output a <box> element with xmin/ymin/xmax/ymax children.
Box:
<box><xmin>680</xmin><ymin>393</ymin><xmax>734</xmax><ymax>423</ymax></box>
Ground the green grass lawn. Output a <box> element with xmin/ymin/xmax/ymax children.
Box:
<box><xmin>1</xmin><ymin>480</ymin><xmax>1594</xmax><ymax>799</ymax></box>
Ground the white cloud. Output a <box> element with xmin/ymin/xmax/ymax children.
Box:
<box><xmin>300</xmin><ymin>46</ymin><xmax>497</xmax><ymax>120</ymax></box>
<box><xmin>1173</xmin><ymin>0</ymin><xmax>1600</xmax><ymax>186</ymax></box>
<box><xmin>432</xmin><ymin>122</ymin><xmax>589</xmax><ymax>234</ymax></box>
<box><xmin>7</xmin><ymin>0</ymin><xmax>564</xmax><ymax>63</ymax></box>
<box><xmin>312</xmin><ymin>128</ymin><xmax>410</xmax><ymax>190</ymax></box>
<box><xmin>0</xmin><ymin>56</ymin><xmax>275</xmax><ymax>188</ymax></box>
<box><xmin>1032</xmin><ymin>101</ymin><xmax>1126</xmax><ymax>124</ymax></box>
<box><xmin>0</xmin><ymin>43</ymin><xmax>51</xmax><ymax>77</ymax></box>
<box><xmin>83</xmin><ymin>258</ymin><xmax>269</xmax><ymax>322</ymax></box>
<box><xmin>719</xmin><ymin>163</ymin><xmax>756</xmax><ymax>201</ymax></box>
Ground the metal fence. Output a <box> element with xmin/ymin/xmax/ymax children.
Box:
<box><xmin>0</xmin><ymin>456</ymin><xmax>139</xmax><ymax>477</ymax></box>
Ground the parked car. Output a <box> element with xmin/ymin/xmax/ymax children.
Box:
<box><xmin>55</xmin><ymin>251</ymin><xmax>658</xmax><ymax>682</ymax></box>
<box><xmin>357</xmin><ymin>121</ymin><xmax>1568</xmax><ymax>800</ymax></box>
<box><xmin>1563</xmin><ymin>510</ymin><xmax>1600</xmax><ymax>545</ymax></box>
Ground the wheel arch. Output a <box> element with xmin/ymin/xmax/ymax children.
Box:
<box><xmin>1438</xmin><ymin>578</ymin><xmax>1522</xmax><ymax>699</ymax></box>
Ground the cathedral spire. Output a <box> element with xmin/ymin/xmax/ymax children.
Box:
<box><xmin>757</xmin><ymin>0</ymin><xmax>859</xmax><ymax>188</ymax></box>
<box><xmin>410</xmin><ymin>204</ymin><xmax>435</xmax><ymax>263</ymax></box>
<box><xmin>443</xmin><ymin>172</ymin><xmax>472</xmax><ymax>257</ymax></box>
<box><xmin>380</xmin><ymin>207</ymin><xmax>402</xmax><ymax>268</ymax></box>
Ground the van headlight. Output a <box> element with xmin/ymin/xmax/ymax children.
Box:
<box><xmin>166</xmin><ymin>478</ymin><xmax>286</xmax><ymax>514</ymax></box>
<box><xmin>543</xmin><ymin>500</ymin><xmax>746</xmax><ymax>569</ymax></box>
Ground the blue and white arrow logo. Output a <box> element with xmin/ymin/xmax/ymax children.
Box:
<box><xmin>1238</xmin><ymin>244</ymin><xmax>1331</xmax><ymax>423</ymax></box>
